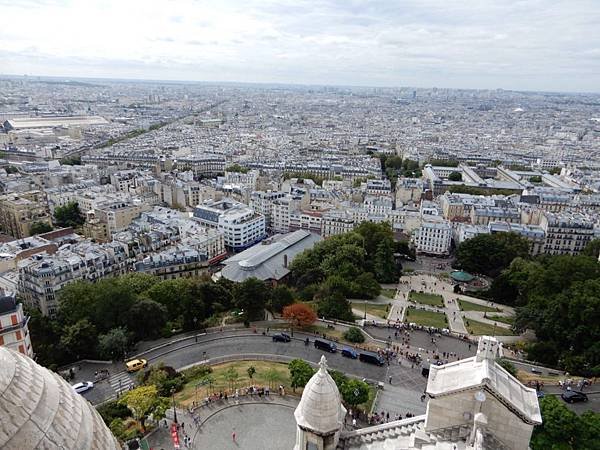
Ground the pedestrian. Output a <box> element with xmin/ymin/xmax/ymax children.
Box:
<box><xmin>352</xmin><ymin>417</ymin><xmax>357</xmax><ymax>428</ymax></box>
<box><xmin>232</xmin><ymin>430</ymin><xmax>237</xmax><ymax>443</ymax></box>
<box><xmin>388</xmin><ymin>376</ymin><xmax>392</xmax><ymax>384</ymax></box>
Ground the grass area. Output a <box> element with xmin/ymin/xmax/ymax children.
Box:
<box><xmin>350</xmin><ymin>301</ymin><xmax>390</xmax><ymax>319</ymax></box>
<box><xmin>487</xmin><ymin>314</ymin><xmax>514</xmax><ymax>325</ymax></box>
<box><xmin>458</xmin><ymin>299</ymin><xmax>499</xmax><ymax>313</ymax></box>
<box><xmin>464</xmin><ymin>319</ymin><xmax>516</xmax><ymax>336</ymax></box>
<box><xmin>176</xmin><ymin>361</ymin><xmax>291</xmax><ymax>406</ymax></box>
<box><xmin>404</xmin><ymin>307</ymin><xmax>448</xmax><ymax>328</ymax></box>
<box><xmin>175</xmin><ymin>360</ymin><xmax>376</xmax><ymax>411</ymax></box>
<box><xmin>380</xmin><ymin>289</ymin><xmax>397</xmax><ymax>299</ymax></box>
<box><xmin>408</xmin><ymin>291</ymin><xmax>444</xmax><ymax>307</ymax></box>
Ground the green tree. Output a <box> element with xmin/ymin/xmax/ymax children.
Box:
<box><xmin>127</xmin><ymin>299</ymin><xmax>168</xmax><ymax>339</ymax></box>
<box><xmin>343</xmin><ymin>327</ymin><xmax>365</xmax><ymax>343</ymax></box>
<box><xmin>54</xmin><ymin>201</ymin><xmax>85</xmax><ymax>228</ymax></box>
<box><xmin>26</xmin><ymin>307</ymin><xmax>68</xmax><ymax>367</ymax></box>
<box><xmin>29</xmin><ymin>221</ymin><xmax>53</xmax><ymax>235</ymax></box>
<box><xmin>496</xmin><ymin>358</ymin><xmax>517</xmax><ymax>377</ymax></box>
<box><xmin>385</xmin><ymin>156</ymin><xmax>403</xmax><ymax>170</ymax></box>
<box><xmin>264</xmin><ymin>368</ymin><xmax>283</xmax><ymax>388</ymax></box>
<box><xmin>455</xmin><ymin>233</ymin><xmax>530</xmax><ymax>277</ymax></box>
<box><xmin>318</xmin><ymin>291</ymin><xmax>354</xmax><ymax>322</ymax></box>
<box><xmin>247</xmin><ymin>366</ymin><xmax>256</xmax><ymax>379</ymax></box>
<box><xmin>60</xmin><ymin>319</ymin><xmax>98</xmax><ymax>360</ymax></box>
<box><xmin>373</xmin><ymin>240</ymin><xmax>397</xmax><ymax>283</ymax></box>
<box><xmin>116</xmin><ymin>273</ymin><xmax>160</xmax><ymax>295</ymax></box>
<box><xmin>98</xmin><ymin>327</ymin><xmax>129</xmax><ymax>359</ymax></box>
<box><xmin>144</xmin><ymin>278</ymin><xmax>195</xmax><ymax>320</ymax></box>
<box><xmin>225</xmin><ymin>163</ymin><xmax>249</xmax><ymax>173</ymax></box>
<box><xmin>531</xmin><ymin>396</ymin><xmax>579</xmax><ymax>450</ymax></box>
<box><xmin>582</xmin><ymin>239</ymin><xmax>600</xmax><ymax>258</ymax></box>
<box><xmin>269</xmin><ymin>285</ymin><xmax>295</xmax><ymax>313</ymax></box>
<box><xmin>224</xmin><ymin>367</ymin><xmax>239</xmax><ymax>389</ymax></box>
<box><xmin>288</xmin><ymin>359</ymin><xmax>315</xmax><ymax>392</ymax></box>
<box><xmin>118</xmin><ymin>385</ymin><xmax>169</xmax><ymax>432</ymax></box>
<box><xmin>351</xmin><ymin>272</ymin><xmax>381</xmax><ymax>299</ymax></box>
<box><xmin>233</xmin><ymin>277</ymin><xmax>271</xmax><ymax>320</ymax></box>
<box><xmin>448</xmin><ymin>171</ymin><xmax>462</xmax><ymax>181</ymax></box>
<box><xmin>340</xmin><ymin>379</ymin><xmax>370</xmax><ymax>407</ymax></box>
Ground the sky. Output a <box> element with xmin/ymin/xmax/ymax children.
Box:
<box><xmin>1</xmin><ymin>0</ymin><xmax>599</xmax><ymax>92</ymax></box>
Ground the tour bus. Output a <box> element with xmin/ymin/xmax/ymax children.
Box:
<box><xmin>358</xmin><ymin>351</ymin><xmax>385</xmax><ymax>366</ymax></box>
<box><xmin>314</xmin><ymin>339</ymin><xmax>337</xmax><ymax>353</ymax></box>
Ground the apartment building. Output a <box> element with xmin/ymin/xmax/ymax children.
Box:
<box><xmin>194</xmin><ymin>199</ymin><xmax>266</xmax><ymax>251</ymax></box>
<box><xmin>540</xmin><ymin>212</ymin><xmax>595</xmax><ymax>255</ymax></box>
<box><xmin>321</xmin><ymin>210</ymin><xmax>356</xmax><ymax>237</ymax></box>
<box><xmin>93</xmin><ymin>200</ymin><xmax>152</xmax><ymax>239</ymax></box>
<box><xmin>413</xmin><ymin>216</ymin><xmax>452</xmax><ymax>256</ymax></box>
<box><xmin>0</xmin><ymin>292</ymin><xmax>33</xmax><ymax>358</ymax></box>
<box><xmin>0</xmin><ymin>191</ymin><xmax>52</xmax><ymax>239</ymax></box>
<box><xmin>470</xmin><ymin>206</ymin><xmax>521</xmax><ymax>226</ymax></box>
<box><xmin>488</xmin><ymin>222</ymin><xmax>546</xmax><ymax>256</ymax></box>
<box><xmin>18</xmin><ymin>242</ymin><xmax>129</xmax><ymax>316</ymax></box>
<box><xmin>134</xmin><ymin>247</ymin><xmax>209</xmax><ymax>280</ymax></box>
<box><xmin>250</xmin><ymin>191</ymin><xmax>286</xmax><ymax>229</ymax></box>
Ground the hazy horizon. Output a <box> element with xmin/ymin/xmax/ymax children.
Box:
<box><xmin>1</xmin><ymin>0</ymin><xmax>599</xmax><ymax>94</ymax></box>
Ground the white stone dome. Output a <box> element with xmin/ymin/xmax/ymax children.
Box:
<box><xmin>294</xmin><ymin>355</ymin><xmax>346</xmax><ymax>435</ymax></box>
<box><xmin>0</xmin><ymin>346</ymin><xmax>120</xmax><ymax>449</ymax></box>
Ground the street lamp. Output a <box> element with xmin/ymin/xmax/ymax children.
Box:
<box><xmin>364</xmin><ymin>301</ymin><xmax>367</xmax><ymax>320</ymax></box>
<box><xmin>171</xmin><ymin>387</ymin><xmax>178</xmax><ymax>424</ymax></box>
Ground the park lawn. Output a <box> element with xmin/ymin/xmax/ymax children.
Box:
<box><xmin>458</xmin><ymin>299</ymin><xmax>499</xmax><ymax>313</ymax></box>
<box><xmin>487</xmin><ymin>314</ymin><xmax>514</xmax><ymax>325</ymax></box>
<box><xmin>350</xmin><ymin>301</ymin><xmax>389</xmax><ymax>319</ymax></box>
<box><xmin>404</xmin><ymin>307</ymin><xmax>447</xmax><ymax>328</ymax></box>
<box><xmin>465</xmin><ymin>319</ymin><xmax>516</xmax><ymax>336</ymax></box>
<box><xmin>176</xmin><ymin>361</ymin><xmax>292</xmax><ymax>406</ymax></box>
<box><xmin>409</xmin><ymin>291</ymin><xmax>444</xmax><ymax>307</ymax></box>
<box><xmin>380</xmin><ymin>289</ymin><xmax>397</xmax><ymax>299</ymax></box>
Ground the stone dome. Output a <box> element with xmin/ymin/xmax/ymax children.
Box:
<box><xmin>294</xmin><ymin>355</ymin><xmax>346</xmax><ymax>435</ymax></box>
<box><xmin>0</xmin><ymin>346</ymin><xmax>120</xmax><ymax>449</ymax></box>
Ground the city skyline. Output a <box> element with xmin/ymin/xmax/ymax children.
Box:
<box><xmin>1</xmin><ymin>0</ymin><xmax>599</xmax><ymax>93</ymax></box>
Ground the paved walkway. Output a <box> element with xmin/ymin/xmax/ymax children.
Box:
<box><xmin>148</xmin><ymin>395</ymin><xmax>299</xmax><ymax>450</ymax></box>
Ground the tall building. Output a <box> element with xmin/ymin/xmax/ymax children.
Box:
<box><xmin>194</xmin><ymin>199</ymin><xmax>266</xmax><ymax>251</ymax></box>
<box><xmin>540</xmin><ymin>211</ymin><xmax>595</xmax><ymax>255</ymax></box>
<box><xmin>0</xmin><ymin>191</ymin><xmax>52</xmax><ymax>239</ymax></box>
<box><xmin>0</xmin><ymin>291</ymin><xmax>33</xmax><ymax>358</ymax></box>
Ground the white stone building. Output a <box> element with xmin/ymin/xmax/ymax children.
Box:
<box><xmin>413</xmin><ymin>217</ymin><xmax>452</xmax><ymax>256</ymax></box>
<box><xmin>297</xmin><ymin>336</ymin><xmax>542</xmax><ymax>450</ymax></box>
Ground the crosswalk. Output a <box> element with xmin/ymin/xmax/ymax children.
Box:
<box><xmin>108</xmin><ymin>371</ymin><xmax>136</xmax><ymax>395</ymax></box>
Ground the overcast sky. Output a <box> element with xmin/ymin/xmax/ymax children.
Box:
<box><xmin>1</xmin><ymin>0</ymin><xmax>599</xmax><ymax>92</ymax></box>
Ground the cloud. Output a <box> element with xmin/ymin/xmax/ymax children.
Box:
<box><xmin>0</xmin><ymin>0</ymin><xmax>599</xmax><ymax>91</ymax></box>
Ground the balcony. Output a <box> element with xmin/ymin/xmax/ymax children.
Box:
<box><xmin>0</xmin><ymin>315</ymin><xmax>30</xmax><ymax>335</ymax></box>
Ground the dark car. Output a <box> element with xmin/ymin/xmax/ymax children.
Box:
<box><xmin>561</xmin><ymin>390</ymin><xmax>588</xmax><ymax>403</ymax></box>
<box><xmin>341</xmin><ymin>348</ymin><xmax>358</xmax><ymax>359</ymax></box>
<box><xmin>272</xmin><ymin>333</ymin><xmax>291</xmax><ymax>343</ymax></box>
<box><xmin>314</xmin><ymin>339</ymin><xmax>337</xmax><ymax>353</ymax></box>
<box><xmin>530</xmin><ymin>367</ymin><xmax>543</xmax><ymax>375</ymax></box>
<box><xmin>359</xmin><ymin>351</ymin><xmax>385</xmax><ymax>366</ymax></box>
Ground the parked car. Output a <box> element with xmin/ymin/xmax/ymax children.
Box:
<box><xmin>272</xmin><ymin>333</ymin><xmax>291</xmax><ymax>343</ymax></box>
<box><xmin>341</xmin><ymin>348</ymin><xmax>358</xmax><ymax>359</ymax></box>
<box><xmin>72</xmin><ymin>381</ymin><xmax>94</xmax><ymax>394</ymax></box>
<box><xmin>359</xmin><ymin>351</ymin><xmax>385</xmax><ymax>366</ymax></box>
<box><xmin>125</xmin><ymin>358</ymin><xmax>148</xmax><ymax>373</ymax></box>
<box><xmin>314</xmin><ymin>339</ymin><xmax>337</xmax><ymax>353</ymax></box>
<box><xmin>561</xmin><ymin>390</ymin><xmax>588</xmax><ymax>403</ymax></box>
<box><xmin>536</xmin><ymin>391</ymin><xmax>545</xmax><ymax>399</ymax></box>
<box><xmin>530</xmin><ymin>367</ymin><xmax>543</xmax><ymax>374</ymax></box>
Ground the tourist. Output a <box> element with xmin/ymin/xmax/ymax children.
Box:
<box><xmin>232</xmin><ymin>430</ymin><xmax>237</xmax><ymax>443</ymax></box>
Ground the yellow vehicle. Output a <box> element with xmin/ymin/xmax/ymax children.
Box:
<box><xmin>125</xmin><ymin>358</ymin><xmax>148</xmax><ymax>373</ymax></box>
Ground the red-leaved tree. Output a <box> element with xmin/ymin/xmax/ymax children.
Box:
<box><xmin>282</xmin><ymin>303</ymin><xmax>317</xmax><ymax>328</ymax></box>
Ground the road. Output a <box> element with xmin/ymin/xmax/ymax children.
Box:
<box><xmin>79</xmin><ymin>331</ymin><xmax>387</xmax><ymax>406</ymax></box>
<box><xmin>73</xmin><ymin>328</ymin><xmax>599</xmax><ymax>416</ymax></box>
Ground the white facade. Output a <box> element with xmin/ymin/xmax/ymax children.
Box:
<box><xmin>414</xmin><ymin>218</ymin><xmax>452</xmax><ymax>255</ymax></box>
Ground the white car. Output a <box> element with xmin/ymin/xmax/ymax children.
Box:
<box><xmin>72</xmin><ymin>381</ymin><xmax>94</xmax><ymax>394</ymax></box>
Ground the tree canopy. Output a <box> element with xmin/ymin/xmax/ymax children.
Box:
<box><xmin>29</xmin><ymin>221</ymin><xmax>53</xmax><ymax>235</ymax></box>
<box><xmin>288</xmin><ymin>359</ymin><xmax>314</xmax><ymax>392</ymax></box>
<box><xmin>54</xmin><ymin>201</ymin><xmax>85</xmax><ymax>228</ymax></box>
<box><xmin>282</xmin><ymin>303</ymin><xmax>317</xmax><ymax>328</ymax></box>
<box><xmin>455</xmin><ymin>232</ymin><xmax>530</xmax><ymax>278</ymax></box>
<box><xmin>448</xmin><ymin>171</ymin><xmax>462</xmax><ymax>181</ymax></box>
<box><xmin>493</xmin><ymin>254</ymin><xmax>600</xmax><ymax>374</ymax></box>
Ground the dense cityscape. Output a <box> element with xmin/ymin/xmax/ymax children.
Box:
<box><xmin>1</xmin><ymin>0</ymin><xmax>600</xmax><ymax>448</ymax></box>
<box><xmin>1</xmin><ymin>74</ymin><xmax>599</xmax><ymax>449</ymax></box>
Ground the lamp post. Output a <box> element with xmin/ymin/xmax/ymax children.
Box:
<box><xmin>171</xmin><ymin>387</ymin><xmax>178</xmax><ymax>424</ymax></box>
<box><xmin>364</xmin><ymin>301</ymin><xmax>367</xmax><ymax>320</ymax></box>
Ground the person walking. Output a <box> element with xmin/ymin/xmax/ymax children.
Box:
<box><xmin>232</xmin><ymin>430</ymin><xmax>237</xmax><ymax>443</ymax></box>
